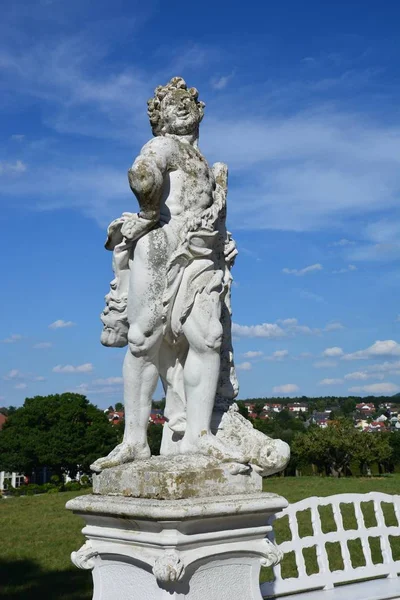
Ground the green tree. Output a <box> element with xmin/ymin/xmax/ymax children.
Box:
<box><xmin>114</xmin><ymin>402</ymin><xmax>124</xmax><ymax>412</ymax></box>
<box><xmin>293</xmin><ymin>420</ymin><xmax>355</xmax><ymax>477</ymax></box>
<box><xmin>341</xmin><ymin>398</ymin><xmax>356</xmax><ymax>417</ymax></box>
<box><xmin>235</xmin><ymin>401</ymin><xmax>251</xmax><ymax>420</ymax></box>
<box><xmin>148</xmin><ymin>423</ymin><xmax>163</xmax><ymax>455</ymax></box>
<box><xmin>252</xmin><ymin>403</ymin><xmax>265</xmax><ymax>418</ymax></box>
<box><xmin>152</xmin><ymin>398</ymin><xmax>166</xmax><ymax>412</ymax></box>
<box><xmin>385</xmin><ymin>432</ymin><xmax>400</xmax><ymax>473</ymax></box>
<box><xmin>353</xmin><ymin>432</ymin><xmax>392</xmax><ymax>476</ymax></box>
<box><xmin>0</xmin><ymin>393</ymin><xmax>119</xmax><ymax>477</ymax></box>
<box><xmin>293</xmin><ymin>420</ymin><xmax>393</xmax><ymax>478</ymax></box>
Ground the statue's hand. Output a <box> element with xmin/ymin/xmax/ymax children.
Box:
<box><xmin>121</xmin><ymin>214</ymin><xmax>140</xmax><ymax>239</ymax></box>
<box><xmin>121</xmin><ymin>214</ymin><xmax>156</xmax><ymax>241</ymax></box>
<box><xmin>224</xmin><ymin>234</ymin><xmax>238</xmax><ymax>266</ymax></box>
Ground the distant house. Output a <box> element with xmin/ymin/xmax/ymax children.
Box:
<box><xmin>0</xmin><ymin>471</ymin><xmax>25</xmax><ymax>492</ymax></box>
<box><xmin>107</xmin><ymin>411</ymin><xmax>124</xmax><ymax>425</ymax></box>
<box><xmin>367</xmin><ymin>421</ymin><xmax>387</xmax><ymax>432</ymax></box>
<box><xmin>355</xmin><ymin>402</ymin><xmax>375</xmax><ymax>416</ymax></box>
<box><xmin>105</xmin><ymin>405</ymin><xmax>166</xmax><ymax>426</ymax></box>
<box><xmin>0</xmin><ymin>413</ymin><xmax>7</xmax><ymax>430</ymax></box>
<box><xmin>375</xmin><ymin>414</ymin><xmax>388</xmax><ymax>423</ymax></box>
<box><xmin>307</xmin><ymin>412</ymin><xmax>330</xmax><ymax>428</ymax></box>
<box><xmin>263</xmin><ymin>403</ymin><xmax>283</xmax><ymax>413</ymax></box>
<box><xmin>149</xmin><ymin>411</ymin><xmax>166</xmax><ymax>425</ymax></box>
<box><xmin>288</xmin><ymin>402</ymin><xmax>308</xmax><ymax>414</ymax></box>
<box><xmin>379</xmin><ymin>402</ymin><xmax>398</xmax><ymax>415</ymax></box>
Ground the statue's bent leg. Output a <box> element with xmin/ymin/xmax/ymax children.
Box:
<box><xmin>123</xmin><ymin>325</ymin><xmax>163</xmax><ymax>447</ymax></box>
<box><xmin>91</xmin><ymin>326</ymin><xmax>163</xmax><ymax>473</ymax></box>
<box><xmin>159</xmin><ymin>339</ymin><xmax>188</xmax><ymax>456</ymax></box>
<box><xmin>180</xmin><ymin>290</ymin><xmax>247</xmax><ymax>463</ymax></box>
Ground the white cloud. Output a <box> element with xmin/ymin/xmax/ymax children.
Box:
<box><xmin>313</xmin><ymin>360</ymin><xmax>337</xmax><ymax>368</ymax></box>
<box><xmin>3</xmin><ymin>369</ymin><xmax>46</xmax><ymax>383</ymax></box>
<box><xmin>1</xmin><ymin>334</ymin><xmax>22</xmax><ymax>343</ymax></box>
<box><xmin>344</xmin><ymin>371</ymin><xmax>384</xmax><ymax>381</ymax></box>
<box><xmin>211</xmin><ymin>74</ymin><xmax>233</xmax><ymax>90</ymax></box>
<box><xmin>343</xmin><ymin>340</ymin><xmax>400</xmax><ymax>360</ymax></box>
<box><xmin>348</xmin><ymin>383</ymin><xmax>400</xmax><ymax>395</ymax></box>
<box><xmin>319</xmin><ymin>378</ymin><xmax>344</xmax><ymax>386</ymax></box>
<box><xmin>53</xmin><ymin>363</ymin><xmax>93</xmax><ymax>373</ymax></box>
<box><xmin>232</xmin><ymin>323</ymin><xmax>285</xmax><ymax>339</ymax></box>
<box><xmin>396</xmin><ymin>315</ymin><xmax>400</xmax><ymax>323</ymax></box>
<box><xmin>2</xmin><ymin>30</ymin><xmax>400</xmax><ymax>235</ymax></box>
<box><xmin>33</xmin><ymin>342</ymin><xmax>52</xmax><ymax>349</ymax></box>
<box><xmin>298</xmin><ymin>290</ymin><xmax>324</xmax><ymax>303</ymax></box>
<box><xmin>92</xmin><ymin>377</ymin><xmax>123</xmax><ymax>385</ymax></box>
<box><xmin>279</xmin><ymin>318</ymin><xmax>297</xmax><ymax>326</ymax></box>
<box><xmin>236</xmin><ymin>362</ymin><xmax>252</xmax><ymax>371</ymax></box>
<box><xmin>282</xmin><ymin>263</ymin><xmax>323</xmax><ymax>276</ymax></box>
<box><xmin>345</xmin><ymin>220</ymin><xmax>400</xmax><ymax>262</ymax></box>
<box><xmin>14</xmin><ymin>383</ymin><xmax>27</xmax><ymax>390</ymax></box>
<box><xmin>243</xmin><ymin>351</ymin><xmax>264</xmax><ymax>358</ymax></box>
<box><xmin>0</xmin><ymin>160</ymin><xmax>27</xmax><ymax>175</ymax></box>
<box><xmin>265</xmin><ymin>350</ymin><xmax>289</xmax><ymax>361</ymax></box>
<box><xmin>272</xmin><ymin>384</ymin><xmax>300</xmax><ymax>394</ymax></box>
<box><xmin>49</xmin><ymin>319</ymin><xmax>76</xmax><ymax>329</ymax></box>
<box><xmin>203</xmin><ymin>111</ymin><xmax>400</xmax><ymax>232</ymax></box>
<box><xmin>3</xmin><ymin>369</ymin><xmax>23</xmax><ymax>380</ymax></box>
<box><xmin>331</xmin><ymin>239</ymin><xmax>356</xmax><ymax>247</ymax></box>
<box><xmin>332</xmin><ymin>265</ymin><xmax>357</xmax><ymax>274</ymax></box>
<box><xmin>298</xmin><ymin>352</ymin><xmax>313</xmax><ymax>359</ymax></box>
<box><xmin>278</xmin><ymin>318</ymin><xmax>320</xmax><ymax>336</ymax></box>
<box><xmin>365</xmin><ymin>360</ymin><xmax>400</xmax><ymax>374</ymax></box>
<box><xmin>233</xmin><ymin>318</ymin><xmax>322</xmax><ymax>339</ymax></box>
<box><xmin>322</xmin><ymin>347</ymin><xmax>344</xmax><ymax>357</ymax></box>
<box><xmin>324</xmin><ymin>322</ymin><xmax>345</xmax><ymax>332</ymax></box>
<box><xmin>10</xmin><ymin>134</ymin><xmax>25</xmax><ymax>141</ymax></box>
<box><xmin>75</xmin><ymin>383</ymin><xmax>89</xmax><ymax>392</ymax></box>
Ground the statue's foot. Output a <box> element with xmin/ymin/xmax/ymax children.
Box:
<box><xmin>90</xmin><ymin>442</ymin><xmax>150</xmax><ymax>473</ymax></box>
<box><xmin>180</xmin><ymin>433</ymin><xmax>249</xmax><ymax>465</ymax></box>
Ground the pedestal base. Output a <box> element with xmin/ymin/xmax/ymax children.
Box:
<box><xmin>66</xmin><ymin>492</ymin><xmax>287</xmax><ymax>600</ymax></box>
<box><xmin>93</xmin><ymin>454</ymin><xmax>261</xmax><ymax>499</ymax></box>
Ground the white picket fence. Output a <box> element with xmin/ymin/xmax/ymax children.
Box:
<box><xmin>261</xmin><ymin>492</ymin><xmax>400</xmax><ymax>600</ymax></box>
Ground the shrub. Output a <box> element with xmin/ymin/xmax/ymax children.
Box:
<box><xmin>80</xmin><ymin>474</ymin><xmax>91</xmax><ymax>486</ymax></box>
<box><xmin>62</xmin><ymin>481</ymin><xmax>82</xmax><ymax>492</ymax></box>
<box><xmin>41</xmin><ymin>482</ymin><xmax>58</xmax><ymax>493</ymax></box>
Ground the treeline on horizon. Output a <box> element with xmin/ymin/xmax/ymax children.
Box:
<box><xmin>1</xmin><ymin>393</ymin><xmax>400</xmax><ymax>480</ymax></box>
<box><xmin>238</xmin><ymin>395</ymin><xmax>399</xmax><ymax>403</ymax></box>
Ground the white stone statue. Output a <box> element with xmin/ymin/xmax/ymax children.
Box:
<box><xmin>91</xmin><ymin>77</ymin><xmax>289</xmax><ymax>477</ymax></box>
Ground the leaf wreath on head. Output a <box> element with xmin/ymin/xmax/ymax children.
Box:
<box><xmin>147</xmin><ymin>77</ymin><xmax>205</xmax><ymax>136</ymax></box>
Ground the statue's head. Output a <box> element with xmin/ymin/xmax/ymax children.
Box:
<box><xmin>148</xmin><ymin>77</ymin><xmax>205</xmax><ymax>137</ymax></box>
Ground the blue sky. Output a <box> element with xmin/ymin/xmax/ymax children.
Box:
<box><xmin>1</xmin><ymin>0</ymin><xmax>400</xmax><ymax>407</ymax></box>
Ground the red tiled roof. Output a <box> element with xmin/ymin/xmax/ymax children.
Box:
<box><xmin>0</xmin><ymin>413</ymin><xmax>7</xmax><ymax>430</ymax></box>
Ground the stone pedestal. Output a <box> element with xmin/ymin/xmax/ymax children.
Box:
<box><xmin>92</xmin><ymin>454</ymin><xmax>261</xmax><ymax>499</ymax></box>
<box><xmin>66</xmin><ymin>492</ymin><xmax>287</xmax><ymax>600</ymax></box>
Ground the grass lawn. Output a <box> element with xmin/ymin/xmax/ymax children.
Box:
<box><xmin>262</xmin><ymin>473</ymin><xmax>400</xmax><ymax>501</ymax></box>
<box><xmin>0</xmin><ymin>490</ymin><xmax>92</xmax><ymax>600</ymax></box>
<box><xmin>1</xmin><ymin>476</ymin><xmax>400</xmax><ymax>599</ymax></box>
